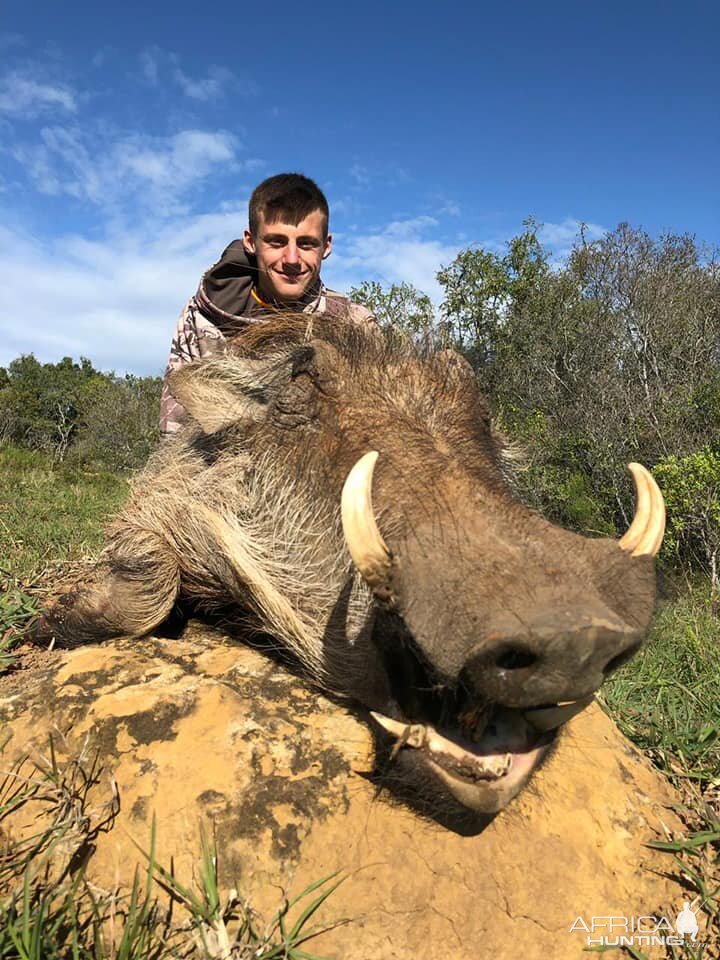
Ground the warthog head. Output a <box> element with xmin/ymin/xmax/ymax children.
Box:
<box><xmin>32</xmin><ymin>317</ymin><xmax>665</xmax><ymax>822</ymax></box>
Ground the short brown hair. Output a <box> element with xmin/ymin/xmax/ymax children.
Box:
<box><xmin>248</xmin><ymin>173</ymin><xmax>329</xmax><ymax>237</ymax></box>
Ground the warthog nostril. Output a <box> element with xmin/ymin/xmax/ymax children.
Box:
<box><xmin>495</xmin><ymin>646</ymin><xmax>538</xmax><ymax>671</ymax></box>
<box><xmin>462</xmin><ymin>620</ymin><xmax>645</xmax><ymax>707</ymax></box>
<box><xmin>603</xmin><ymin>641</ymin><xmax>643</xmax><ymax>677</ymax></box>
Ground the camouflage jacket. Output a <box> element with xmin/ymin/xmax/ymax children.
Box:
<box><xmin>160</xmin><ymin>240</ymin><xmax>377</xmax><ymax>435</ymax></box>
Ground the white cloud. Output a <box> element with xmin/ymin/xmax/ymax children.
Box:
<box><xmin>122</xmin><ymin>130</ymin><xmax>238</xmax><ymax>187</ymax></box>
<box><xmin>138</xmin><ymin>47</ymin><xmax>250</xmax><ymax>101</ymax></box>
<box><xmin>174</xmin><ymin>64</ymin><xmax>236</xmax><ymax>101</ymax></box>
<box><xmin>14</xmin><ymin>126</ymin><xmax>241</xmax><ymax>211</ymax></box>
<box><xmin>325</xmin><ymin>216</ymin><xmax>458</xmax><ymax>301</ymax></box>
<box><xmin>0</xmin><ymin>71</ymin><xmax>76</xmax><ymax>115</ymax></box>
<box><xmin>538</xmin><ymin>218</ymin><xmax>607</xmax><ymax>257</ymax></box>
<box><xmin>0</xmin><ymin>208</ymin><xmax>249</xmax><ymax>376</ymax></box>
<box><xmin>381</xmin><ymin>215</ymin><xmax>439</xmax><ymax>239</ymax></box>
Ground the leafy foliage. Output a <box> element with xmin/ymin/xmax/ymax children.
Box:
<box><xmin>0</xmin><ymin>355</ymin><xmax>103</xmax><ymax>459</ymax></box>
<box><xmin>72</xmin><ymin>374</ymin><xmax>161</xmax><ymax>472</ymax></box>
<box><xmin>436</xmin><ymin>219</ymin><xmax>550</xmax><ymax>367</ymax></box>
<box><xmin>0</xmin><ymin>355</ymin><xmax>161</xmax><ymax>470</ymax></box>
<box><xmin>348</xmin><ymin>280</ymin><xmax>435</xmax><ymax>345</ymax></box>
<box><xmin>654</xmin><ymin>449</ymin><xmax>720</xmax><ymax>584</ymax></box>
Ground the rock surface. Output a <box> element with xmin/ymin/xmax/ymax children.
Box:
<box><xmin>0</xmin><ymin>622</ymin><xmax>692</xmax><ymax>958</ymax></box>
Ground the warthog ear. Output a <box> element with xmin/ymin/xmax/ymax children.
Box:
<box><xmin>167</xmin><ymin>356</ymin><xmax>279</xmax><ymax>433</ymax></box>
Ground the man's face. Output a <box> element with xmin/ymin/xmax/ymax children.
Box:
<box><xmin>243</xmin><ymin>209</ymin><xmax>332</xmax><ymax>303</ymax></box>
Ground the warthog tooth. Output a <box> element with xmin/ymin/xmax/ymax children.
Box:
<box><xmin>523</xmin><ymin>695</ymin><xmax>594</xmax><ymax>731</ymax></box>
<box><xmin>370</xmin><ymin>711</ymin><xmax>407</xmax><ymax>738</ymax></box>
<box><xmin>341</xmin><ymin>452</ymin><xmax>394</xmax><ymax>591</ymax></box>
<box><xmin>497</xmin><ymin>753</ymin><xmax>513</xmax><ymax>776</ymax></box>
<box><xmin>427</xmin><ymin>737</ymin><xmax>513</xmax><ymax>780</ymax></box>
<box><xmin>370</xmin><ymin>712</ymin><xmax>426</xmax><ymax>748</ymax></box>
<box><xmin>618</xmin><ymin>463</ymin><xmax>666</xmax><ymax>558</ymax></box>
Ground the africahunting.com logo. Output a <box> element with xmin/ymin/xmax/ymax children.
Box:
<box><xmin>569</xmin><ymin>900</ymin><xmax>712</xmax><ymax>948</ymax></box>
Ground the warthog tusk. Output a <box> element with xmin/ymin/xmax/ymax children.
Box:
<box><xmin>523</xmin><ymin>696</ymin><xmax>594</xmax><ymax>731</ymax></box>
<box><xmin>618</xmin><ymin>462</ymin><xmax>666</xmax><ymax>558</ymax></box>
<box><xmin>372</xmin><ymin>712</ymin><xmax>513</xmax><ymax>780</ymax></box>
<box><xmin>370</xmin><ymin>712</ymin><xmax>426</xmax><ymax>748</ymax></box>
<box><xmin>341</xmin><ymin>451</ymin><xmax>394</xmax><ymax>589</ymax></box>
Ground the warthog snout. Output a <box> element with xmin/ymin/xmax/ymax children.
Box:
<box><xmin>461</xmin><ymin>609</ymin><xmax>644</xmax><ymax>707</ymax></box>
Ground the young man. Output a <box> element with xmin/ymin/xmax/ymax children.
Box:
<box><xmin>160</xmin><ymin>173</ymin><xmax>377</xmax><ymax>435</ymax></box>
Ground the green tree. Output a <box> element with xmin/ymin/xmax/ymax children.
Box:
<box><xmin>0</xmin><ymin>355</ymin><xmax>106</xmax><ymax>459</ymax></box>
<box><xmin>72</xmin><ymin>374</ymin><xmax>162</xmax><ymax>471</ymax></box>
<box><xmin>436</xmin><ymin>218</ymin><xmax>550</xmax><ymax>369</ymax></box>
<box><xmin>0</xmin><ymin>355</ymin><xmax>161</xmax><ymax>470</ymax></box>
<box><xmin>348</xmin><ymin>280</ymin><xmax>435</xmax><ymax>344</ymax></box>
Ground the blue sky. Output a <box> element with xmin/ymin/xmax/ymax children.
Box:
<box><xmin>1</xmin><ymin>0</ymin><xmax>717</xmax><ymax>374</ymax></box>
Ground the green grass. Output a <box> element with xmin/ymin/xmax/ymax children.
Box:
<box><xmin>0</xmin><ymin>443</ymin><xmax>128</xmax><ymax>666</ymax></box>
<box><xmin>601</xmin><ymin>584</ymin><xmax>720</xmax><ymax>952</ymax></box>
<box><xmin>0</xmin><ymin>583</ymin><xmax>39</xmax><ymax>670</ymax></box>
<box><xmin>0</xmin><ymin>444</ymin><xmax>128</xmax><ymax>580</ymax></box>
<box><xmin>604</xmin><ymin>582</ymin><xmax>720</xmax><ymax>791</ymax></box>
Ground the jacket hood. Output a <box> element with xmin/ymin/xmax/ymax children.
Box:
<box><xmin>196</xmin><ymin>239</ymin><xmax>322</xmax><ymax>332</ymax></box>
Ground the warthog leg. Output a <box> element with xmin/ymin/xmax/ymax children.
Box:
<box><xmin>29</xmin><ymin>529</ymin><xmax>180</xmax><ymax>648</ymax></box>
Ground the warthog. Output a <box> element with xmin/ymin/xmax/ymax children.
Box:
<box><xmin>31</xmin><ymin>316</ymin><xmax>665</xmax><ymax>821</ymax></box>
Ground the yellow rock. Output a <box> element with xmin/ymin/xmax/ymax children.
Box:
<box><xmin>0</xmin><ymin>625</ymin><xmax>692</xmax><ymax>959</ymax></box>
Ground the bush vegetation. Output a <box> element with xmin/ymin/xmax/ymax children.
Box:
<box><xmin>0</xmin><ymin>355</ymin><xmax>161</xmax><ymax>472</ymax></box>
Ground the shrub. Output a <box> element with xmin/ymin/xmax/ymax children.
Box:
<box><xmin>0</xmin><ymin>356</ymin><xmax>161</xmax><ymax>472</ymax></box>
<box><xmin>653</xmin><ymin>448</ymin><xmax>720</xmax><ymax>585</ymax></box>
<box><xmin>72</xmin><ymin>375</ymin><xmax>162</xmax><ymax>472</ymax></box>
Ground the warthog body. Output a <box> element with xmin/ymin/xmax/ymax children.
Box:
<box><xmin>32</xmin><ymin>316</ymin><xmax>664</xmax><ymax>822</ymax></box>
